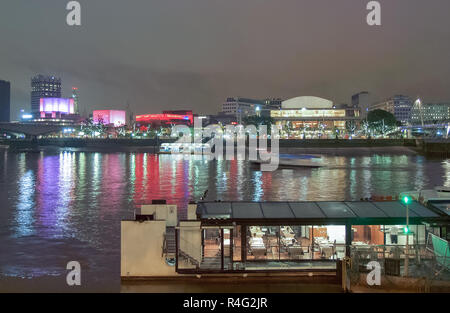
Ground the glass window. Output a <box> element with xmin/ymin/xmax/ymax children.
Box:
<box><xmin>232</xmin><ymin>225</ymin><xmax>241</xmax><ymax>262</ymax></box>
<box><xmin>312</xmin><ymin>225</ymin><xmax>346</xmax><ymax>260</ymax></box>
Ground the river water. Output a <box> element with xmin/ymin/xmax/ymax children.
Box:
<box><xmin>0</xmin><ymin>147</ymin><xmax>449</xmax><ymax>292</ymax></box>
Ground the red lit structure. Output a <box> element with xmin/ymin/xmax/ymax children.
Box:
<box><xmin>136</xmin><ymin>110</ymin><xmax>194</xmax><ymax>128</ymax></box>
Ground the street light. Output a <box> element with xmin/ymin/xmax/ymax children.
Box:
<box><xmin>402</xmin><ymin>196</ymin><xmax>411</xmax><ymax>276</ymax></box>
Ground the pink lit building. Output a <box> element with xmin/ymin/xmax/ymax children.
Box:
<box><xmin>93</xmin><ymin>110</ymin><xmax>126</xmax><ymax>127</ymax></box>
<box><xmin>39</xmin><ymin>97</ymin><xmax>75</xmax><ymax>118</ymax></box>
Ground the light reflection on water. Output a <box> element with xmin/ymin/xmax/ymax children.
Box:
<box><xmin>0</xmin><ymin>149</ymin><xmax>448</xmax><ymax>290</ymax></box>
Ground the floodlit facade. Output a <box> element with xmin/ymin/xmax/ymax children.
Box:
<box><xmin>270</xmin><ymin>96</ymin><xmax>360</xmax><ymax>138</ymax></box>
<box><xmin>38</xmin><ymin>97</ymin><xmax>82</xmax><ymax>122</ymax></box>
<box><xmin>40</xmin><ymin>97</ymin><xmax>75</xmax><ymax>114</ymax></box>
<box><xmin>93</xmin><ymin>110</ymin><xmax>127</xmax><ymax>127</ymax></box>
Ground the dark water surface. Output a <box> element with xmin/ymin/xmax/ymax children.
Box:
<box><xmin>0</xmin><ymin>148</ymin><xmax>449</xmax><ymax>292</ymax></box>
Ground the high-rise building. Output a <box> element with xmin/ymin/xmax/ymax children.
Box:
<box><xmin>31</xmin><ymin>75</ymin><xmax>62</xmax><ymax>116</ymax></box>
<box><xmin>0</xmin><ymin>80</ymin><xmax>11</xmax><ymax>122</ymax></box>
<box><xmin>371</xmin><ymin>95</ymin><xmax>413</xmax><ymax>125</ymax></box>
<box><xmin>351</xmin><ymin>92</ymin><xmax>370</xmax><ymax>119</ymax></box>
<box><xmin>71</xmin><ymin>87</ymin><xmax>79</xmax><ymax>114</ymax></box>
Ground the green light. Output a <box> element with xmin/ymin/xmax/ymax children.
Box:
<box><xmin>403</xmin><ymin>196</ymin><xmax>411</xmax><ymax>204</ymax></box>
<box><xmin>404</xmin><ymin>227</ymin><xmax>410</xmax><ymax>234</ymax></box>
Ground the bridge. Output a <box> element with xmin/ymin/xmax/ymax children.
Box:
<box><xmin>0</xmin><ymin>122</ymin><xmax>69</xmax><ymax>137</ymax></box>
<box><xmin>400</xmin><ymin>121</ymin><xmax>450</xmax><ymax>139</ymax></box>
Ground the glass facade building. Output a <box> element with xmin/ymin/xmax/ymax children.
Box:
<box><xmin>175</xmin><ymin>200</ymin><xmax>449</xmax><ymax>274</ymax></box>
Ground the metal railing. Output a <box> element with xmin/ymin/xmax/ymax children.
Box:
<box><xmin>177</xmin><ymin>237</ymin><xmax>202</xmax><ymax>269</ymax></box>
<box><xmin>344</xmin><ymin>242</ymin><xmax>450</xmax><ymax>292</ymax></box>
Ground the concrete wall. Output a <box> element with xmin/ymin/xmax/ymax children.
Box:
<box><xmin>187</xmin><ymin>204</ymin><xmax>197</xmax><ymax>220</ymax></box>
<box><xmin>277</xmin><ymin>139</ymin><xmax>417</xmax><ymax>148</ymax></box>
<box><xmin>121</xmin><ymin>220</ymin><xmax>178</xmax><ymax>277</ymax></box>
<box><xmin>421</xmin><ymin>140</ymin><xmax>450</xmax><ymax>157</ymax></box>
<box><xmin>141</xmin><ymin>204</ymin><xmax>177</xmax><ymax>227</ymax></box>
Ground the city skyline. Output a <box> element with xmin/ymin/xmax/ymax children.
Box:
<box><xmin>1</xmin><ymin>1</ymin><xmax>450</xmax><ymax>120</ymax></box>
<box><xmin>1</xmin><ymin>0</ymin><xmax>450</xmax><ymax>296</ymax></box>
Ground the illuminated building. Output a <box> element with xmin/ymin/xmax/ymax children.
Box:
<box><xmin>222</xmin><ymin>97</ymin><xmax>261</xmax><ymax>116</ymax></box>
<box><xmin>0</xmin><ymin>80</ymin><xmax>10</xmax><ymax>122</ymax></box>
<box><xmin>93</xmin><ymin>110</ymin><xmax>126</xmax><ymax>127</ymax></box>
<box><xmin>270</xmin><ymin>96</ymin><xmax>360</xmax><ymax>138</ymax></box>
<box><xmin>136</xmin><ymin>111</ymin><xmax>194</xmax><ymax>128</ymax></box>
<box><xmin>410</xmin><ymin>102</ymin><xmax>450</xmax><ymax>124</ymax></box>
<box><xmin>370</xmin><ymin>95</ymin><xmax>413</xmax><ymax>125</ymax></box>
<box><xmin>40</xmin><ymin>97</ymin><xmax>74</xmax><ymax>114</ymax></box>
<box><xmin>37</xmin><ymin>98</ymin><xmax>80</xmax><ymax>122</ymax></box>
<box><xmin>31</xmin><ymin>75</ymin><xmax>62</xmax><ymax>116</ymax></box>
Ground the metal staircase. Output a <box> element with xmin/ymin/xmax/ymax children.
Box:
<box><xmin>163</xmin><ymin>227</ymin><xmax>176</xmax><ymax>258</ymax></box>
<box><xmin>178</xmin><ymin>249</ymin><xmax>200</xmax><ymax>268</ymax></box>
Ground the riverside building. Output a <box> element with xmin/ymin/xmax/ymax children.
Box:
<box><xmin>270</xmin><ymin>96</ymin><xmax>360</xmax><ymax>139</ymax></box>
<box><xmin>371</xmin><ymin>95</ymin><xmax>413</xmax><ymax>125</ymax></box>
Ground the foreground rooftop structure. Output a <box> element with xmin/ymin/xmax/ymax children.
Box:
<box><xmin>121</xmin><ymin>200</ymin><xmax>450</xmax><ymax>279</ymax></box>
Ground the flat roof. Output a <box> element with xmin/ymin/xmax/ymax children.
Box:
<box><xmin>196</xmin><ymin>201</ymin><xmax>446</xmax><ymax>224</ymax></box>
<box><xmin>428</xmin><ymin>201</ymin><xmax>450</xmax><ymax>217</ymax></box>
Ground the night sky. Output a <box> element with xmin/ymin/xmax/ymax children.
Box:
<box><xmin>1</xmin><ymin>0</ymin><xmax>450</xmax><ymax>120</ymax></box>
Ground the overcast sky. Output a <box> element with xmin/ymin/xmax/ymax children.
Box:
<box><xmin>1</xmin><ymin>0</ymin><xmax>450</xmax><ymax>120</ymax></box>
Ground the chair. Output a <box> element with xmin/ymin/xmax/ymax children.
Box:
<box><xmin>288</xmin><ymin>246</ymin><xmax>304</xmax><ymax>259</ymax></box>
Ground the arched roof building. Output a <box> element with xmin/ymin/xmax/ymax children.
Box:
<box><xmin>282</xmin><ymin>96</ymin><xmax>334</xmax><ymax>109</ymax></box>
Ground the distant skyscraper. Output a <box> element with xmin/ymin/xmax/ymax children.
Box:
<box><xmin>351</xmin><ymin>92</ymin><xmax>370</xmax><ymax>119</ymax></box>
<box><xmin>0</xmin><ymin>80</ymin><xmax>11</xmax><ymax>122</ymax></box>
<box><xmin>371</xmin><ymin>95</ymin><xmax>413</xmax><ymax>125</ymax></box>
<box><xmin>71</xmin><ymin>87</ymin><xmax>79</xmax><ymax>114</ymax></box>
<box><xmin>31</xmin><ymin>75</ymin><xmax>61</xmax><ymax>116</ymax></box>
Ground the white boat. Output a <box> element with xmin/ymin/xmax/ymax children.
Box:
<box><xmin>251</xmin><ymin>155</ymin><xmax>325</xmax><ymax>169</ymax></box>
<box><xmin>400</xmin><ymin>186</ymin><xmax>450</xmax><ymax>205</ymax></box>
